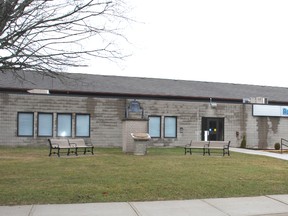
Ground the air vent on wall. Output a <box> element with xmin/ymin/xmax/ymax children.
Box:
<box><xmin>250</xmin><ymin>97</ymin><xmax>268</xmax><ymax>104</ymax></box>
<box><xmin>243</xmin><ymin>97</ymin><xmax>268</xmax><ymax>104</ymax></box>
<box><xmin>243</xmin><ymin>98</ymin><xmax>251</xmax><ymax>104</ymax></box>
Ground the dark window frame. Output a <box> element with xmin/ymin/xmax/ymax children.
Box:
<box><xmin>164</xmin><ymin>116</ymin><xmax>177</xmax><ymax>138</ymax></box>
<box><xmin>37</xmin><ymin>112</ymin><xmax>53</xmax><ymax>137</ymax></box>
<box><xmin>148</xmin><ymin>115</ymin><xmax>162</xmax><ymax>138</ymax></box>
<box><xmin>75</xmin><ymin>113</ymin><xmax>91</xmax><ymax>137</ymax></box>
<box><xmin>56</xmin><ymin>113</ymin><xmax>72</xmax><ymax>137</ymax></box>
<box><xmin>17</xmin><ymin>112</ymin><xmax>34</xmax><ymax>137</ymax></box>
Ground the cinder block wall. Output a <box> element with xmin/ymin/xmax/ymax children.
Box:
<box><xmin>242</xmin><ymin>104</ymin><xmax>287</xmax><ymax>149</ymax></box>
<box><xmin>0</xmin><ymin>92</ymin><xmax>125</xmax><ymax>147</ymax></box>
<box><xmin>1</xmin><ymin>92</ymin><xmax>288</xmax><ymax>148</ymax></box>
<box><xmin>136</xmin><ymin>99</ymin><xmax>245</xmax><ymax>147</ymax></box>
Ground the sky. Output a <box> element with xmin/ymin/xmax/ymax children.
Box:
<box><xmin>70</xmin><ymin>0</ymin><xmax>288</xmax><ymax>88</ymax></box>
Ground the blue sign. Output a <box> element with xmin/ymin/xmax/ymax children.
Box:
<box><xmin>282</xmin><ymin>108</ymin><xmax>288</xmax><ymax>116</ymax></box>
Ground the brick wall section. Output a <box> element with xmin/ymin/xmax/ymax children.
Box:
<box><xmin>1</xmin><ymin>92</ymin><xmax>288</xmax><ymax>148</ymax></box>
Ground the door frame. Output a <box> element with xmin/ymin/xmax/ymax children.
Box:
<box><xmin>201</xmin><ymin>117</ymin><xmax>224</xmax><ymax>141</ymax></box>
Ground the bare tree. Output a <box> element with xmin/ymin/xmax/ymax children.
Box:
<box><xmin>0</xmin><ymin>0</ymin><xmax>130</xmax><ymax>77</ymax></box>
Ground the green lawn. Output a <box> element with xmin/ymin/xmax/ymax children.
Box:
<box><xmin>0</xmin><ymin>146</ymin><xmax>288</xmax><ymax>205</ymax></box>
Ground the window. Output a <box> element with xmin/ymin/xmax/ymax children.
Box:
<box><xmin>38</xmin><ymin>113</ymin><xmax>53</xmax><ymax>137</ymax></box>
<box><xmin>148</xmin><ymin>116</ymin><xmax>161</xmax><ymax>138</ymax></box>
<box><xmin>57</xmin><ymin>113</ymin><xmax>72</xmax><ymax>137</ymax></box>
<box><xmin>164</xmin><ymin>116</ymin><xmax>177</xmax><ymax>138</ymax></box>
<box><xmin>18</xmin><ymin>112</ymin><xmax>34</xmax><ymax>136</ymax></box>
<box><xmin>76</xmin><ymin>114</ymin><xmax>90</xmax><ymax>137</ymax></box>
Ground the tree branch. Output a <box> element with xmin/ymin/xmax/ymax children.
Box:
<box><xmin>0</xmin><ymin>0</ymin><xmax>131</xmax><ymax>76</ymax></box>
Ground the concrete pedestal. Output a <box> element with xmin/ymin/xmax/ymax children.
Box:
<box><xmin>134</xmin><ymin>141</ymin><xmax>147</xmax><ymax>155</ymax></box>
<box><xmin>131</xmin><ymin>133</ymin><xmax>151</xmax><ymax>156</ymax></box>
<box><xmin>122</xmin><ymin>119</ymin><xmax>148</xmax><ymax>153</ymax></box>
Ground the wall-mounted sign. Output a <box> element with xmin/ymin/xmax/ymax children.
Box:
<box><xmin>125</xmin><ymin>99</ymin><xmax>144</xmax><ymax>119</ymax></box>
<box><xmin>282</xmin><ymin>107</ymin><xmax>288</xmax><ymax>116</ymax></box>
<box><xmin>253</xmin><ymin>104</ymin><xmax>288</xmax><ymax>117</ymax></box>
<box><xmin>129</xmin><ymin>100</ymin><xmax>141</xmax><ymax>112</ymax></box>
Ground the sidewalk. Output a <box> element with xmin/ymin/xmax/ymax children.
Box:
<box><xmin>230</xmin><ymin>147</ymin><xmax>288</xmax><ymax>161</ymax></box>
<box><xmin>1</xmin><ymin>148</ymin><xmax>288</xmax><ymax>216</ymax></box>
<box><xmin>1</xmin><ymin>195</ymin><xmax>288</xmax><ymax>216</ymax></box>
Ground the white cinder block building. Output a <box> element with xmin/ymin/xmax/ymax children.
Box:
<box><xmin>1</xmin><ymin>70</ymin><xmax>288</xmax><ymax>149</ymax></box>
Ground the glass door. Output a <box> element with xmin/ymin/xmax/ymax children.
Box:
<box><xmin>202</xmin><ymin>117</ymin><xmax>224</xmax><ymax>141</ymax></box>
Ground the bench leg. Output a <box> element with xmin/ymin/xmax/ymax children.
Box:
<box><xmin>86</xmin><ymin>147</ymin><xmax>94</xmax><ymax>155</ymax></box>
<box><xmin>184</xmin><ymin>148</ymin><xmax>192</xmax><ymax>155</ymax></box>
<box><xmin>204</xmin><ymin>148</ymin><xmax>210</xmax><ymax>156</ymax></box>
<box><xmin>223</xmin><ymin>148</ymin><xmax>230</xmax><ymax>156</ymax></box>
<box><xmin>227</xmin><ymin>148</ymin><xmax>230</xmax><ymax>156</ymax></box>
<box><xmin>49</xmin><ymin>148</ymin><xmax>59</xmax><ymax>157</ymax></box>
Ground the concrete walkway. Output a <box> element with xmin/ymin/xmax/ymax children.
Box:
<box><xmin>230</xmin><ymin>147</ymin><xmax>288</xmax><ymax>161</ymax></box>
<box><xmin>1</xmin><ymin>148</ymin><xmax>288</xmax><ymax>216</ymax></box>
<box><xmin>1</xmin><ymin>195</ymin><xmax>288</xmax><ymax>216</ymax></box>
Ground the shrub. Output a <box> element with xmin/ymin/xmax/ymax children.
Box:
<box><xmin>240</xmin><ymin>135</ymin><xmax>246</xmax><ymax>148</ymax></box>
<box><xmin>274</xmin><ymin>142</ymin><xmax>280</xmax><ymax>150</ymax></box>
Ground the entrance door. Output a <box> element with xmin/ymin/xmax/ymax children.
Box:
<box><xmin>202</xmin><ymin>117</ymin><xmax>224</xmax><ymax>141</ymax></box>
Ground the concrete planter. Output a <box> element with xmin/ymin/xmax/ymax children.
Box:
<box><xmin>131</xmin><ymin>133</ymin><xmax>151</xmax><ymax>156</ymax></box>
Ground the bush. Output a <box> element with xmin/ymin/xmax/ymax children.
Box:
<box><xmin>274</xmin><ymin>142</ymin><xmax>280</xmax><ymax>150</ymax></box>
<box><xmin>240</xmin><ymin>135</ymin><xmax>246</xmax><ymax>148</ymax></box>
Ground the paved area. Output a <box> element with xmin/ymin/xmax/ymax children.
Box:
<box><xmin>1</xmin><ymin>195</ymin><xmax>288</xmax><ymax>216</ymax></box>
<box><xmin>1</xmin><ymin>148</ymin><xmax>288</xmax><ymax>216</ymax></box>
<box><xmin>230</xmin><ymin>147</ymin><xmax>288</xmax><ymax>161</ymax></box>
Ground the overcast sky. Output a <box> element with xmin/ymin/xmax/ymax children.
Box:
<box><xmin>70</xmin><ymin>0</ymin><xmax>288</xmax><ymax>88</ymax></box>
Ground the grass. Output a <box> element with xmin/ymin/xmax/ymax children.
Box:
<box><xmin>0</xmin><ymin>146</ymin><xmax>288</xmax><ymax>205</ymax></box>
